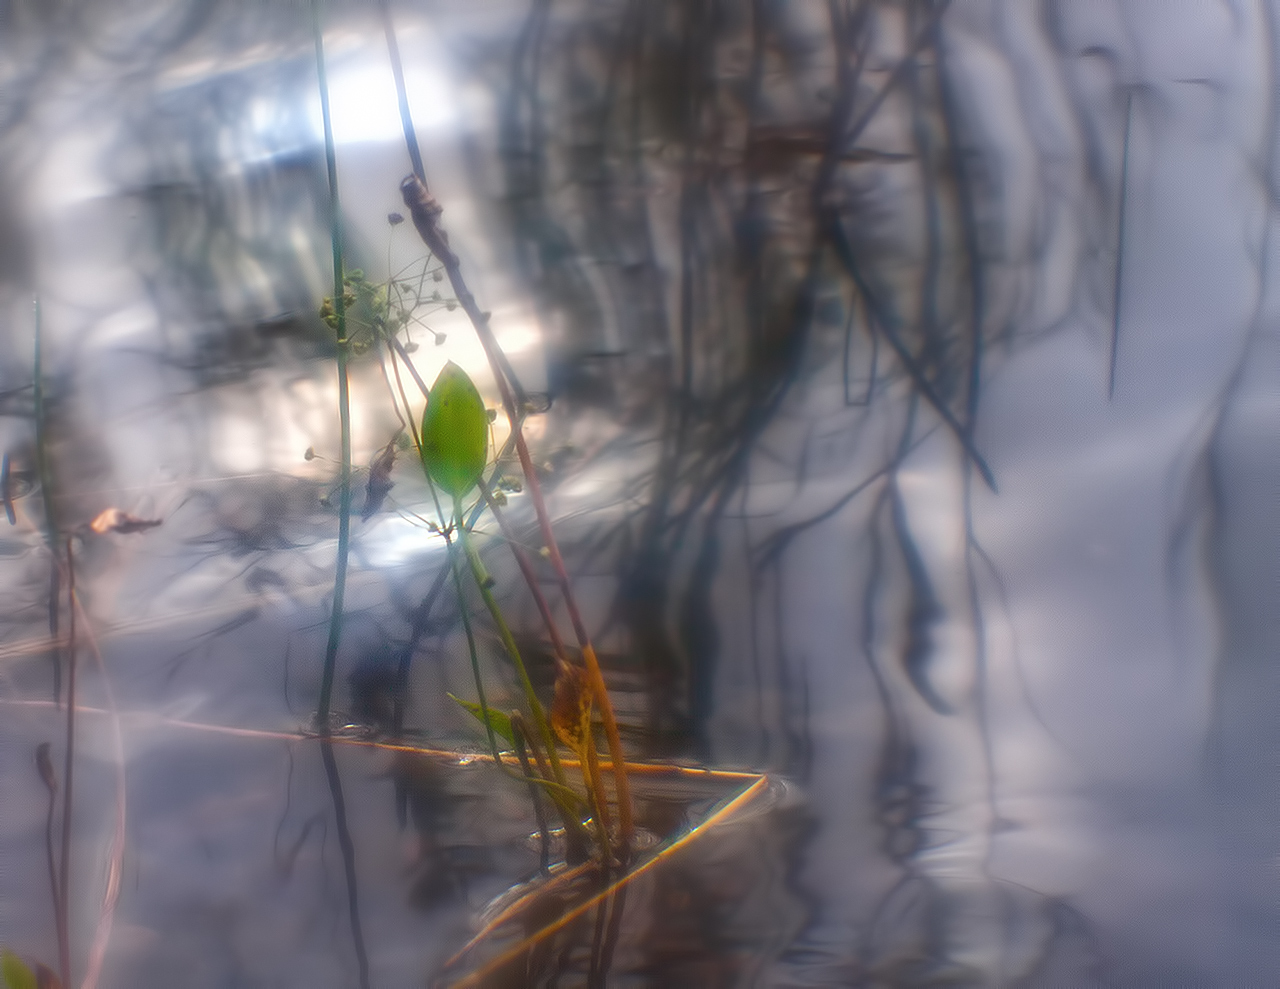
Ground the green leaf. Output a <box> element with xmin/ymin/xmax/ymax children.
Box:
<box><xmin>448</xmin><ymin>693</ymin><xmax>514</xmax><ymax>746</ymax></box>
<box><xmin>2</xmin><ymin>951</ymin><xmax>37</xmax><ymax>989</ymax></box>
<box><xmin>420</xmin><ymin>362</ymin><xmax>488</xmax><ymax>498</ymax></box>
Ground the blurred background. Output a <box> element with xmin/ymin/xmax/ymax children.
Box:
<box><xmin>1</xmin><ymin>0</ymin><xmax>1278</xmax><ymax>985</ymax></box>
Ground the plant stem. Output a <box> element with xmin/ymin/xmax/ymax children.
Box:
<box><xmin>512</xmin><ymin>712</ymin><xmax>591</xmax><ymax>860</ymax></box>
<box><xmin>455</xmin><ymin>507</ymin><xmax>563</xmax><ymax>782</ymax></box>
<box><xmin>36</xmin><ymin>744</ymin><xmax>63</xmax><ymax>988</ymax></box>
<box><xmin>1109</xmin><ymin>89</ymin><xmax>1134</xmax><ymax>401</ymax></box>
<box><xmin>33</xmin><ymin>297</ymin><xmax>61</xmax><ymax>709</ymax></box>
<box><xmin>401</xmin><ymin>176</ymin><xmax>635</xmax><ymax>848</ymax></box>
<box><xmin>314</xmin><ymin>0</ymin><xmax>352</xmax><ymax>733</ymax></box>
<box><xmin>420</xmin><ymin>465</ymin><xmax>584</xmax><ymax>839</ymax></box>
<box><xmin>379</xmin><ymin>0</ymin><xmax>426</xmax><ymax>184</ymax></box>
<box><xmin>510</xmin><ymin>712</ymin><xmax>551</xmax><ymax>873</ymax></box>
<box><xmin>444</xmin><ymin>523</ymin><xmax>502</xmax><ymax>764</ymax></box>
<box><xmin>319</xmin><ymin>739</ymin><xmax>370</xmax><ymax>989</ymax></box>
<box><xmin>58</xmin><ymin>538</ymin><xmax>75</xmax><ymax>989</ymax></box>
<box><xmin>382</xmin><ymin>4</ymin><xmax>633</xmax><ymax>847</ymax></box>
<box><xmin>479</xmin><ymin>479</ymin><xmax>570</xmax><ymax>663</ymax></box>
<box><xmin>312</xmin><ymin>11</ymin><xmax>367</xmax><ymax>989</ymax></box>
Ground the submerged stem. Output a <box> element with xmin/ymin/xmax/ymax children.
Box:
<box><xmin>511</xmin><ymin>712</ymin><xmax>551</xmax><ymax>873</ymax></box>
<box><xmin>33</xmin><ymin>298</ymin><xmax>62</xmax><ymax>710</ymax></box>
<box><xmin>57</xmin><ymin>539</ymin><xmax>75</xmax><ymax>989</ymax></box>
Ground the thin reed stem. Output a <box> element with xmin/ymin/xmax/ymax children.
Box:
<box><xmin>455</xmin><ymin>511</ymin><xmax>561</xmax><ymax>777</ymax></box>
<box><xmin>445</xmin><ymin>522</ymin><xmax>502</xmax><ymax>764</ymax></box>
<box><xmin>312</xmin><ymin>10</ymin><xmax>368</xmax><ymax>988</ymax></box>
<box><xmin>313</xmin><ymin>0</ymin><xmax>352</xmax><ymax>732</ymax></box>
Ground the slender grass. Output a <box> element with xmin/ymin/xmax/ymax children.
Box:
<box><xmin>312</xmin><ymin>9</ymin><xmax>368</xmax><ymax>988</ymax></box>
<box><xmin>313</xmin><ymin>0</ymin><xmax>352</xmax><ymax>733</ymax></box>
<box><xmin>455</xmin><ymin>512</ymin><xmax>560</xmax><ymax>777</ymax></box>
<box><xmin>445</xmin><ymin>521</ymin><xmax>501</xmax><ymax>763</ymax></box>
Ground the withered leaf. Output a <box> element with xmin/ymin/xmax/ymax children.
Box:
<box><xmin>551</xmin><ymin>663</ymin><xmax>593</xmax><ymax>753</ymax></box>
<box><xmin>89</xmin><ymin>508</ymin><xmax>162</xmax><ymax>535</ymax></box>
<box><xmin>361</xmin><ymin>435</ymin><xmax>399</xmax><ymax>521</ymax></box>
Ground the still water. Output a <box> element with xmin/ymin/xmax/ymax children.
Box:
<box><xmin>1</xmin><ymin>2</ymin><xmax>1277</xmax><ymax>986</ymax></box>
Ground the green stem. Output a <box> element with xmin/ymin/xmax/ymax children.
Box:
<box><xmin>444</xmin><ymin>524</ymin><xmax>502</xmax><ymax>764</ymax></box>
<box><xmin>314</xmin><ymin>2</ymin><xmax>351</xmax><ymax>733</ymax></box>
<box><xmin>512</xmin><ymin>712</ymin><xmax>591</xmax><ymax>860</ymax></box>
<box><xmin>448</xmin><ymin>520</ymin><xmax>587</xmax><ymax>826</ymax></box>
<box><xmin>454</xmin><ymin>502</ymin><xmax>566</xmax><ymax>789</ymax></box>
<box><xmin>420</xmin><ymin>459</ymin><xmax>585</xmax><ymax>831</ymax></box>
<box><xmin>312</xmin><ymin>11</ymin><xmax>368</xmax><ymax>989</ymax></box>
<box><xmin>510</xmin><ymin>710</ymin><xmax>551</xmax><ymax>873</ymax></box>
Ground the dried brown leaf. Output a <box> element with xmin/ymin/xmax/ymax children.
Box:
<box><xmin>361</xmin><ymin>435</ymin><xmax>399</xmax><ymax>521</ymax></box>
<box><xmin>551</xmin><ymin>663</ymin><xmax>593</xmax><ymax>753</ymax></box>
<box><xmin>88</xmin><ymin>508</ymin><xmax>162</xmax><ymax>535</ymax></box>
